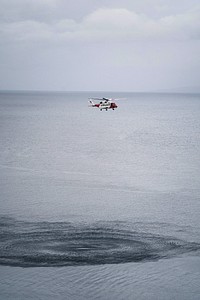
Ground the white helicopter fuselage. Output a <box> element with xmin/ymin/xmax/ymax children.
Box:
<box><xmin>99</xmin><ymin>101</ymin><xmax>111</xmax><ymax>110</ymax></box>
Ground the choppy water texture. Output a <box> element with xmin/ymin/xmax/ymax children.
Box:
<box><xmin>0</xmin><ymin>216</ymin><xmax>199</xmax><ymax>267</ymax></box>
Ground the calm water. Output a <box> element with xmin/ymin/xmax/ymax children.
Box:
<box><xmin>0</xmin><ymin>91</ymin><xmax>200</xmax><ymax>299</ymax></box>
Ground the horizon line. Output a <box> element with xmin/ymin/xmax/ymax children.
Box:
<box><xmin>0</xmin><ymin>89</ymin><xmax>200</xmax><ymax>95</ymax></box>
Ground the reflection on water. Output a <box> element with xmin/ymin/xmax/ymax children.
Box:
<box><xmin>0</xmin><ymin>216</ymin><xmax>199</xmax><ymax>267</ymax></box>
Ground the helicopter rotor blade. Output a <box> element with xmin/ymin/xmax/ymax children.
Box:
<box><xmin>88</xmin><ymin>97</ymin><xmax>104</xmax><ymax>101</ymax></box>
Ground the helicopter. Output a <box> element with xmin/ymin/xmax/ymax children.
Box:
<box><xmin>88</xmin><ymin>97</ymin><xmax>118</xmax><ymax>111</ymax></box>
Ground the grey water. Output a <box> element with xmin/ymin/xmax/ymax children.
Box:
<box><xmin>0</xmin><ymin>91</ymin><xmax>200</xmax><ymax>299</ymax></box>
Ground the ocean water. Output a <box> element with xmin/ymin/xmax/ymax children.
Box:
<box><xmin>0</xmin><ymin>91</ymin><xmax>200</xmax><ymax>299</ymax></box>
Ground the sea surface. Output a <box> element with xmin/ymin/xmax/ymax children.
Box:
<box><xmin>0</xmin><ymin>91</ymin><xmax>200</xmax><ymax>299</ymax></box>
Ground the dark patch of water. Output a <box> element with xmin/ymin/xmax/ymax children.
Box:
<box><xmin>0</xmin><ymin>216</ymin><xmax>199</xmax><ymax>267</ymax></box>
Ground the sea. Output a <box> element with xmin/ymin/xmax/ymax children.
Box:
<box><xmin>0</xmin><ymin>91</ymin><xmax>200</xmax><ymax>299</ymax></box>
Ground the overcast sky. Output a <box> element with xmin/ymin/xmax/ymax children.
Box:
<box><xmin>0</xmin><ymin>0</ymin><xmax>200</xmax><ymax>92</ymax></box>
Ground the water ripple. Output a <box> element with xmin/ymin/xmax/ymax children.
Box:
<box><xmin>0</xmin><ymin>216</ymin><xmax>199</xmax><ymax>267</ymax></box>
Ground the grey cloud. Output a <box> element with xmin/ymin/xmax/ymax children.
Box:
<box><xmin>1</xmin><ymin>0</ymin><xmax>199</xmax><ymax>22</ymax></box>
<box><xmin>0</xmin><ymin>0</ymin><xmax>199</xmax><ymax>92</ymax></box>
<box><xmin>1</xmin><ymin>8</ymin><xmax>200</xmax><ymax>43</ymax></box>
<box><xmin>0</xmin><ymin>0</ymin><xmax>58</xmax><ymax>21</ymax></box>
